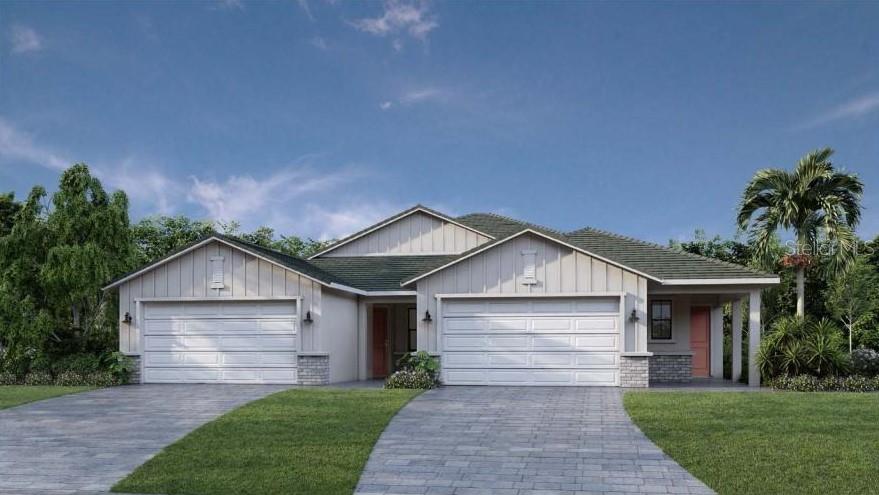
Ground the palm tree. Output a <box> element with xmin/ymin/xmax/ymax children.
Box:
<box><xmin>737</xmin><ymin>148</ymin><xmax>863</xmax><ymax>317</ymax></box>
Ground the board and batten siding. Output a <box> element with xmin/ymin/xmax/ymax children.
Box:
<box><xmin>323</xmin><ymin>211</ymin><xmax>491</xmax><ymax>256</ymax></box>
<box><xmin>118</xmin><ymin>241</ymin><xmax>323</xmax><ymax>355</ymax></box>
<box><xmin>416</xmin><ymin>233</ymin><xmax>649</xmax><ymax>354</ymax></box>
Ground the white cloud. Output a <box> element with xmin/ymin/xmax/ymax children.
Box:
<box><xmin>9</xmin><ymin>25</ymin><xmax>42</xmax><ymax>55</ymax></box>
<box><xmin>399</xmin><ymin>87</ymin><xmax>444</xmax><ymax>104</ymax></box>
<box><xmin>379</xmin><ymin>87</ymin><xmax>447</xmax><ymax>110</ymax></box>
<box><xmin>0</xmin><ymin>117</ymin><xmax>68</xmax><ymax>170</ymax></box>
<box><xmin>297</xmin><ymin>0</ymin><xmax>315</xmax><ymax>21</ymax></box>
<box><xmin>186</xmin><ymin>164</ymin><xmax>369</xmax><ymax>238</ymax></box>
<box><xmin>0</xmin><ymin>117</ymin><xmax>179</xmax><ymax>215</ymax></box>
<box><xmin>798</xmin><ymin>92</ymin><xmax>879</xmax><ymax>130</ymax></box>
<box><xmin>350</xmin><ymin>0</ymin><xmax>438</xmax><ymax>44</ymax></box>
<box><xmin>310</xmin><ymin>36</ymin><xmax>328</xmax><ymax>50</ymax></box>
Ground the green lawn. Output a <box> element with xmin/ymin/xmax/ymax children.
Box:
<box><xmin>624</xmin><ymin>391</ymin><xmax>879</xmax><ymax>495</ymax></box>
<box><xmin>113</xmin><ymin>388</ymin><xmax>420</xmax><ymax>495</ymax></box>
<box><xmin>0</xmin><ymin>385</ymin><xmax>94</xmax><ymax>410</ymax></box>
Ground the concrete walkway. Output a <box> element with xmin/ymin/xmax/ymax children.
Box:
<box><xmin>0</xmin><ymin>384</ymin><xmax>289</xmax><ymax>494</ymax></box>
<box><xmin>356</xmin><ymin>386</ymin><xmax>714</xmax><ymax>495</ymax></box>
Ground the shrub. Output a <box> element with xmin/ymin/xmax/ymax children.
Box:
<box><xmin>395</xmin><ymin>351</ymin><xmax>440</xmax><ymax>381</ymax></box>
<box><xmin>51</xmin><ymin>353</ymin><xmax>103</xmax><ymax>375</ymax></box>
<box><xmin>384</xmin><ymin>369</ymin><xmax>436</xmax><ymax>389</ymax></box>
<box><xmin>0</xmin><ymin>371</ymin><xmax>20</xmax><ymax>385</ymax></box>
<box><xmin>851</xmin><ymin>348</ymin><xmax>879</xmax><ymax>376</ymax></box>
<box><xmin>85</xmin><ymin>371</ymin><xmax>119</xmax><ymax>387</ymax></box>
<box><xmin>54</xmin><ymin>370</ymin><xmax>87</xmax><ymax>386</ymax></box>
<box><xmin>23</xmin><ymin>371</ymin><xmax>54</xmax><ymax>386</ymax></box>
<box><xmin>104</xmin><ymin>352</ymin><xmax>135</xmax><ymax>384</ymax></box>
<box><xmin>757</xmin><ymin>317</ymin><xmax>849</xmax><ymax>379</ymax></box>
<box><xmin>768</xmin><ymin>374</ymin><xmax>879</xmax><ymax>392</ymax></box>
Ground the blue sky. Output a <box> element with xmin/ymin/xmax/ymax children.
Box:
<box><xmin>1</xmin><ymin>1</ymin><xmax>878</xmax><ymax>243</ymax></box>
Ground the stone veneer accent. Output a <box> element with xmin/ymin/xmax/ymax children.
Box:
<box><xmin>297</xmin><ymin>354</ymin><xmax>330</xmax><ymax>385</ymax></box>
<box><xmin>648</xmin><ymin>354</ymin><xmax>693</xmax><ymax>383</ymax></box>
<box><xmin>128</xmin><ymin>355</ymin><xmax>142</xmax><ymax>384</ymax></box>
<box><xmin>620</xmin><ymin>355</ymin><xmax>649</xmax><ymax>388</ymax></box>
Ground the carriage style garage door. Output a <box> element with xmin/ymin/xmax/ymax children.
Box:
<box><xmin>440</xmin><ymin>297</ymin><xmax>621</xmax><ymax>386</ymax></box>
<box><xmin>142</xmin><ymin>300</ymin><xmax>299</xmax><ymax>384</ymax></box>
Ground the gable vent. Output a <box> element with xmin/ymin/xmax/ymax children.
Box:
<box><xmin>210</xmin><ymin>256</ymin><xmax>225</xmax><ymax>289</ymax></box>
<box><xmin>521</xmin><ymin>250</ymin><xmax>537</xmax><ymax>285</ymax></box>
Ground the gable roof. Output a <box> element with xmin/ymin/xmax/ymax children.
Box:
<box><xmin>414</xmin><ymin>211</ymin><xmax>778</xmax><ymax>285</ymax></box>
<box><xmin>308</xmin><ymin>204</ymin><xmax>494</xmax><ymax>259</ymax></box>
<box><xmin>103</xmin><ymin>232</ymin><xmax>352</xmax><ymax>292</ymax></box>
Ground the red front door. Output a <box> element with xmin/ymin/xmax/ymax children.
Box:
<box><xmin>372</xmin><ymin>308</ymin><xmax>389</xmax><ymax>378</ymax></box>
<box><xmin>690</xmin><ymin>306</ymin><xmax>710</xmax><ymax>377</ymax></box>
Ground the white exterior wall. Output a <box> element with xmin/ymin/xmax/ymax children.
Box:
<box><xmin>415</xmin><ymin>233</ymin><xmax>648</xmax><ymax>354</ymax></box>
<box><xmin>118</xmin><ymin>241</ymin><xmax>324</xmax><ymax>354</ymax></box>
<box><xmin>323</xmin><ymin>211</ymin><xmax>491</xmax><ymax>256</ymax></box>
<box><xmin>321</xmin><ymin>290</ymin><xmax>359</xmax><ymax>382</ymax></box>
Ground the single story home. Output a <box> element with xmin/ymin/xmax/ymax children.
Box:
<box><xmin>104</xmin><ymin>205</ymin><xmax>779</xmax><ymax>387</ymax></box>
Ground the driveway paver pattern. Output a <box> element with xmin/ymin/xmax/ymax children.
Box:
<box><xmin>356</xmin><ymin>386</ymin><xmax>714</xmax><ymax>495</ymax></box>
<box><xmin>0</xmin><ymin>384</ymin><xmax>288</xmax><ymax>494</ymax></box>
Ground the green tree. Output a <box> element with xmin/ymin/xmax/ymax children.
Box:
<box><xmin>131</xmin><ymin>215</ymin><xmax>215</xmax><ymax>265</ymax></box>
<box><xmin>825</xmin><ymin>257</ymin><xmax>879</xmax><ymax>353</ymax></box>
<box><xmin>0</xmin><ymin>164</ymin><xmax>133</xmax><ymax>370</ymax></box>
<box><xmin>737</xmin><ymin>148</ymin><xmax>864</xmax><ymax>317</ymax></box>
<box><xmin>40</xmin><ymin>164</ymin><xmax>133</xmax><ymax>347</ymax></box>
<box><xmin>0</xmin><ymin>188</ymin><xmax>53</xmax><ymax>372</ymax></box>
<box><xmin>0</xmin><ymin>192</ymin><xmax>20</xmax><ymax>237</ymax></box>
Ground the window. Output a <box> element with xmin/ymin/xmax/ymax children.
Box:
<box><xmin>521</xmin><ymin>250</ymin><xmax>537</xmax><ymax>285</ymax></box>
<box><xmin>407</xmin><ymin>308</ymin><xmax>417</xmax><ymax>352</ymax></box>
<box><xmin>650</xmin><ymin>300</ymin><xmax>672</xmax><ymax>340</ymax></box>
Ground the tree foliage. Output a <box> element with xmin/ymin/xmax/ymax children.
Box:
<box><xmin>0</xmin><ymin>165</ymin><xmax>133</xmax><ymax>372</ymax></box>
<box><xmin>737</xmin><ymin>148</ymin><xmax>864</xmax><ymax>316</ymax></box>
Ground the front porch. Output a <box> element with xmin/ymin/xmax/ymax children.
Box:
<box><xmin>359</xmin><ymin>297</ymin><xmax>418</xmax><ymax>380</ymax></box>
<box><xmin>647</xmin><ymin>285</ymin><xmax>767</xmax><ymax>387</ymax></box>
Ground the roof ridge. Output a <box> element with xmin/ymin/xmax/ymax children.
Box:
<box><xmin>573</xmin><ymin>226</ymin><xmax>774</xmax><ymax>277</ymax></box>
<box><xmin>460</xmin><ymin>211</ymin><xmax>568</xmax><ymax>236</ymax></box>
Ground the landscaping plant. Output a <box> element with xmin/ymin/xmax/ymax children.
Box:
<box><xmin>385</xmin><ymin>351</ymin><xmax>440</xmax><ymax>389</ymax></box>
<box><xmin>756</xmin><ymin>316</ymin><xmax>849</xmax><ymax>379</ymax></box>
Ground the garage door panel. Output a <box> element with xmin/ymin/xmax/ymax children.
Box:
<box><xmin>142</xmin><ymin>300</ymin><xmax>298</xmax><ymax>384</ymax></box>
<box><xmin>441</xmin><ymin>297</ymin><xmax>620</xmax><ymax>387</ymax></box>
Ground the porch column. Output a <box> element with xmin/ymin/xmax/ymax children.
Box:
<box><xmin>731</xmin><ymin>297</ymin><xmax>743</xmax><ymax>383</ymax></box>
<box><xmin>357</xmin><ymin>297</ymin><xmax>368</xmax><ymax>380</ymax></box>
<box><xmin>710</xmin><ymin>305</ymin><xmax>724</xmax><ymax>378</ymax></box>
<box><xmin>748</xmin><ymin>289</ymin><xmax>762</xmax><ymax>387</ymax></box>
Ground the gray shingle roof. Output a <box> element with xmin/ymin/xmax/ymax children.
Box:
<box><xmin>310</xmin><ymin>255</ymin><xmax>459</xmax><ymax>291</ymax></box>
<box><xmin>565</xmin><ymin>228</ymin><xmax>776</xmax><ymax>280</ymax></box>
<box><xmin>454</xmin><ymin>212</ymin><xmax>775</xmax><ymax>281</ymax></box>
<box><xmin>108</xmin><ymin>209</ymin><xmax>777</xmax><ymax>292</ymax></box>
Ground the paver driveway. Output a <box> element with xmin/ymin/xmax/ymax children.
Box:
<box><xmin>0</xmin><ymin>384</ymin><xmax>289</xmax><ymax>494</ymax></box>
<box><xmin>356</xmin><ymin>386</ymin><xmax>713</xmax><ymax>495</ymax></box>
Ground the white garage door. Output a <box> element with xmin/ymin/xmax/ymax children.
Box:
<box><xmin>441</xmin><ymin>297</ymin><xmax>621</xmax><ymax>386</ymax></box>
<box><xmin>142</xmin><ymin>300</ymin><xmax>299</xmax><ymax>384</ymax></box>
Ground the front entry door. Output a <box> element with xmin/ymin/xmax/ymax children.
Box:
<box><xmin>690</xmin><ymin>306</ymin><xmax>710</xmax><ymax>377</ymax></box>
<box><xmin>372</xmin><ymin>308</ymin><xmax>389</xmax><ymax>378</ymax></box>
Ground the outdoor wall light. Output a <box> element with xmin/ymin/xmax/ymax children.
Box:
<box><xmin>122</xmin><ymin>312</ymin><xmax>132</xmax><ymax>324</ymax></box>
<box><xmin>422</xmin><ymin>310</ymin><xmax>432</xmax><ymax>323</ymax></box>
<box><xmin>304</xmin><ymin>311</ymin><xmax>314</xmax><ymax>323</ymax></box>
<box><xmin>629</xmin><ymin>309</ymin><xmax>640</xmax><ymax>323</ymax></box>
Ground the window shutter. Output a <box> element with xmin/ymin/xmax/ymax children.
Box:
<box><xmin>521</xmin><ymin>250</ymin><xmax>537</xmax><ymax>285</ymax></box>
<box><xmin>210</xmin><ymin>256</ymin><xmax>224</xmax><ymax>289</ymax></box>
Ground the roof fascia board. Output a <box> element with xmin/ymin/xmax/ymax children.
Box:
<box><xmin>660</xmin><ymin>277</ymin><xmax>781</xmax><ymax>285</ymax></box>
<box><xmin>401</xmin><ymin>228</ymin><xmax>662</xmax><ymax>286</ymax></box>
<box><xmin>308</xmin><ymin>207</ymin><xmax>494</xmax><ymax>259</ymax></box>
